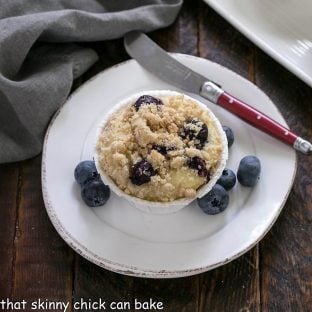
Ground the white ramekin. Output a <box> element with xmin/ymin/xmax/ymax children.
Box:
<box><xmin>94</xmin><ymin>90</ymin><xmax>228</xmax><ymax>214</ymax></box>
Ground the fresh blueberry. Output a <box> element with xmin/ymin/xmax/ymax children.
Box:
<box><xmin>130</xmin><ymin>159</ymin><xmax>155</xmax><ymax>185</ymax></box>
<box><xmin>197</xmin><ymin>184</ymin><xmax>229</xmax><ymax>215</ymax></box>
<box><xmin>217</xmin><ymin>168</ymin><xmax>236</xmax><ymax>191</ymax></box>
<box><xmin>222</xmin><ymin>125</ymin><xmax>234</xmax><ymax>147</ymax></box>
<box><xmin>237</xmin><ymin>155</ymin><xmax>261</xmax><ymax>187</ymax></box>
<box><xmin>187</xmin><ymin>157</ymin><xmax>210</xmax><ymax>178</ymax></box>
<box><xmin>179</xmin><ymin>119</ymin><xmax>208</xmax><ymax>149</ymax></box>
<box><xmin>81</xmin><ymin>179</ymin><xmax>110</xmax><ymax>207</ymax></box>
<box><xmin>152</xmin><ymin>144</ymin><xmax>175</xmax><ymax>155</ymax></box>
<box><xmin>74</xmin><ymin>160</ymin><xmax>99</xmax><ymax>186</ymax></box>
<box><xmin>133</xmin><ymin>95</ymin><xmax>163</xmax><ymax>111</ymax></box>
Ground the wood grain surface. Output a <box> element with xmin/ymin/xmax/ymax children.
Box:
<box><xmin>0</xmin><ymin>0</ymin><xmax>311</xmax><ymax>311</ymax></box>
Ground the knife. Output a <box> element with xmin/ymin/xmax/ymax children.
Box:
<box><xmin>124</xmin><ymin>31</ymin><xmax>312</xmax><ymax>155</ymax></box>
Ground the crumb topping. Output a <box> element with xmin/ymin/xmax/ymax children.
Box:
<box><xmin>96</xmin><ymin>93</ymin><xmax>224</xmax><ymax>202</ymax></box>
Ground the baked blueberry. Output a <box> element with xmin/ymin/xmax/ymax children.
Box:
<box><xmin>187</xmin><ymin>156</ymin><xmax>209</xmax><ymax>178</ymax></box>
<box><xmin>180</xmin><ymin>119</ymin><xmax>208</xmax><ymax>149</ymax></box>
<box><xmin>197</xmin><ymin>184</ymin><xmax>229</xmax><ymax>214</ymax></box>
<box><xmin>217</xmin><ymin>168</ymin><xmax>236</xmax><ymax>191</ymax></box>
<box><xmin>74</xmin><ymin>160</ymin><xmax>99</xmax><ymax>186</ymax></box>
<box><xmin>130</xmin><ymin>159</ymin><xmax>155</xmax><ymax>185</ymax></box>
<box><xmin>237</xmin><ymin>155</ymin><xmax>261</xmax><ymax>187</ymax></box>
<box><xmin>81</xmin><ymin>179</ymin><xmax>110</xmax><ymax>207</ymax></box>
<box><xmin>152</xmin><ymin>144</ymin><xmax>175</xmax><ymax>155</ymax></box>
<box><xmin>222</xmin><ymin>125</ymin><xmax>234</xmax><ymax>147</ymax></box>
<box><xmin>133</xmin><ymin>95</ymin><xmax>163</xmax><ymax>111</ymax></box>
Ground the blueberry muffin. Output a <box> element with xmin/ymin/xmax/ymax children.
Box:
<box><xmin>96</xmin><ymin>90</ymin><xmax>227</xmax><ymax>203</ymax></box>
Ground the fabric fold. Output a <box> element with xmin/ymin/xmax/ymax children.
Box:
<box><xmin>0</xmin><ymin>0</ymin><xmax>183</xmax><ymax>163</ymax></box>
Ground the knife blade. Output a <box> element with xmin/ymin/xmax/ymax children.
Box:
<box><xmin>124</xmin><ymin>31</ymin><xmax>312</xmax><ymax>155</ymax></box>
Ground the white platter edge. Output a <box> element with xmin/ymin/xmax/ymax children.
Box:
<box><xmin>203</xmin><ymin>0</ymin><xmax>312</xmax><ymax>87</ymax></box>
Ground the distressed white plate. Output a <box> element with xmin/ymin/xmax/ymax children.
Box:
<box><xmin>42</xmin><ymin>54</ymin><xmax>297</xmax><ymax>278</ymax></box>
<box><xmin>203</xmin><ymin>0</ymin><xmax>312</xmax><ymax>87</ymax></box>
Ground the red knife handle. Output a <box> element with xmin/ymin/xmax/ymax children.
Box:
<box><xmin>217</xmin><ymin>91</ymin><xmax>297</xmax><ymax>145</ymax></box>
<box><xmin>199</xmin><ymin>81</ymin><xmax>311</xmax><ymax>154</ymax></box>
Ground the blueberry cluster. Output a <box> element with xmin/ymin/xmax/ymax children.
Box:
<box><xmin>130</xmin><ymin>95</ymin><xmax>169</xmax><ymax>186</ymax></box>
<box><xmin>197</xmin><ymin>126</ymin><xmax>261</xmax><ymax>215</ymax></box>
<box><xmin>130</xmin><ymin>159</ymin><xmax>155</xmax><ymax>186</ymax></box>
<box><xmin>187</xmin><ymin>157</ymin><xmax>209</xmax><ymax>178</ymax></box>
<box><xmin>133</xmin><ymin>95</ymin><xmax>163</xmax><ymax>111</ymax></box>
<box><xmin>130</xmin><ymin>96</ymin><xmax>212</xmax><ymax>186</ymax></box>
<box><xmin>179</xmin><ymin>118</ymin><xmax>208</xmax><ymax>149</ymax></box>
<box><xmin>222</xmin><ymin>125</ymin><xmax>234</xmax><ymax>147</ymax></box>
<box><xmin>178</xmin><ymin>119</ymin><xmax>210</xmax><ymax>179</ymax></box>
<box><xmin>237</xmin><ymin>156</ymin><xmax>261</xmax><ymax>187</ymax></box>
<box><xmin>152</xmin><ymin>144</ymin><xmax>175</xmax><ymax>156</ymax></box>
<box><xmin>74</xmin><ymin>160</ymin><xmax>110</xmax><ymax>207</ymax></box>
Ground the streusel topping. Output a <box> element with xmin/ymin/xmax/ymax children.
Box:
<box><xmin>96</xmin><ymin>92</ymin><xmax>225</xmax><ymax>202</ymax></box>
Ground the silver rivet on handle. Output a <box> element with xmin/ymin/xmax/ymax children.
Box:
<box><xmin>200</xmin><ymin>81</ymin><xmax>224</xmax><ymax>104</ymax></box>
<box><xmin>293</xmin><ymin>137</ymin><xmax>312</xmax><ymax>155</ymax></box>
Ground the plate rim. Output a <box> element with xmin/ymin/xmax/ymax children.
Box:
<box><xmin>41</xmin><ymin>54</ymin><xmax>297</xmax><ymax>278</ymax></box>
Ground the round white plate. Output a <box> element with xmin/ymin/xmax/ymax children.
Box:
<box><xmin>42</xmin><ymin>54</ymin><xmax>297</xmax><ymax>278</ymax></box>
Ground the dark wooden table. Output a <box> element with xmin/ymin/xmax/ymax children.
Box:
<box><xmin>1</xmin><ymin>1</ymin><xmax>311</xmax><ymax>311</ymax></box>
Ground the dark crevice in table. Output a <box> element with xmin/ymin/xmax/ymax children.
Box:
<box><xmin>0</xmin><ymin>163</ymin><xmax>19</xmax><ymax>297</ymax></box>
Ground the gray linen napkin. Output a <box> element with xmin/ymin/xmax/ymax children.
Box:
<box><xmin>0</xmin><ymin>0</ymin><xmax>182</xmax><ymax>163</ymax></box>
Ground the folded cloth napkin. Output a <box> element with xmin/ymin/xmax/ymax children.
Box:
<box><xmin>0</xmin><ymin>0</ymin><xmax>182</xmax><ymax>163</ymax></box>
